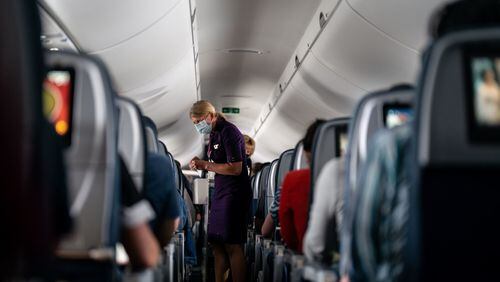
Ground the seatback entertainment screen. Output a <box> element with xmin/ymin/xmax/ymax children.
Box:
<box><xmin>384</xmin><ymin>106</ymin><xmax>412</xmax><ymax>129</ymax></box>
<box><xmin>42</xmin><ymin>69</ymin><xmax>75</xmax><ymax>146</ymax></box>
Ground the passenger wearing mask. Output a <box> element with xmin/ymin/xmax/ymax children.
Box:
<box><xmin>189</xmin><ymin>100</ymin><xmax>252</xmax><ymax>282</ymax></box>
<box><xmin>278</xmin><ymin>120</ymin><xmax>325</xmax><ymax>253</ymax></box>
<box><xmin>243</xmin><ymin>134</ymin><xmax>256</xmax><ymax>176</ymax></box>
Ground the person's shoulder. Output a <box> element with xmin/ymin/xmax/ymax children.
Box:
<box><xmin>147</xmin><ymin>153</ymin><xmax>173</xmax><ymax>174</ymax></box>
<box><xmin>284</xmin><ymin>169</ymin><xmax>310</xmax><ymax>183</ymax></box>
<box><xmin>220</xmin><ymin>119</ymin><xmax>242</xmax><ymax>135</ymax></box>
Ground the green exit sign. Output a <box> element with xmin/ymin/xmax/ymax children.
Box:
<box><xmin>222</xmin><ymin>107</ymin><xmax>240</xmax><ymax>114</ymax></box>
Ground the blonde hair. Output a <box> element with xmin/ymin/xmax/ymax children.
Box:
<box><xmin>190</xmin><ymin>100</ymin><xmax>217</xmax><ymax>118</ymax></box>
<box><xmin>244</xmin><ymin>134</ymin><xmax>256</xmax><ymax>156</ymax></box>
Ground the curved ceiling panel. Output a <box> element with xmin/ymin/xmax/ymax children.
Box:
<box><xmin>346</xmin><ymin>0</ymin><xmax>450</xmax><ymax>51</ymax></box>
<box><xmin>197</xmin><ymin>0</ymin><xmax>322</xmax><ymax>131</ymax></box>
<box><xmin>253</xmin><ymin>93</ymin><xmax>305</xmax><ymax>162</ymax></box>
<box><xmin>90</xmin><ymin>0</ymin><xmax>192</xmax><ymax>93</ymax></box>
<box><xmin>292</xmin><ymin>53</ymin><xmax>365</xmax><ymax>116</ymax></box>
<box><xmin>312</xmin><ymin>1</ymin><xmax>420</xmax><ymax>92</ymax></box>
<box><xmin>41</xmin><ymin>0</ymin><xmax>181</xmax><ymax>52</ymax></box>
<box><xmin>134</xmin><ymin>53</ymin><xmax>198</xmax><ymax>129</ymax></box>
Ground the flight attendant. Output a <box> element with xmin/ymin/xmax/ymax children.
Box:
<box><xmin>189</xmin><ymin>100</ymin><xmax>252</xmax><ymax>282</ymax></box>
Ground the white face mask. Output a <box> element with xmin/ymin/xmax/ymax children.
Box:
<box><xmin>194</xmin><ymin>119</ymin><xmax>212</xmax><ymax>135</ymax></box>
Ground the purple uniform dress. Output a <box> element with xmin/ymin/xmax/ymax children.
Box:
<box><xmin>207</xmin><ymin>117</ymin><xmax>252</xmax><ymax>244</ymax></box>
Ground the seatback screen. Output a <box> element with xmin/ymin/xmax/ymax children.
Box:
<box><xmin>383</xmin><ymin>105</ymin><xmax>412</xmax><ymax>129</ymax></box>
<box><xmin>42</xmin><ymin>69</ymin><xmax>75</xmax><ymax>146</ymax></box>
<box><xmin>470</xmin><ymin>56</ymin><xmax>500</xmax><ymax>126</ymax></box>
<box><xmin>335</xmin><ymin>125</ymin><xmax>349</xmax><ymax>158</ymax></box>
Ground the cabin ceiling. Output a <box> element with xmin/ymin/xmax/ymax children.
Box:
<box><xmin>39</xmin><ymin>0</ymin><xmax>452</xmax><ymax>164</ymax></box>
<box><xmin>196</xmin><ymin>0</ymin><xmax>322</xmax><ymax>134</ymax></box>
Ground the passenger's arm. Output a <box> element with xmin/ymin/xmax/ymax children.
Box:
<box><xmin>261</xmin><ymin>213</ymin><xmax>274</xmax><ymax>238</ymax></box>
<box><xmin>158</xmin><ymin>217</ymin><xmax>180</xmax><ymax>247</ymax></box>
<box><xmin>278</xmin><ymin>180</ymin><xmax>297</xmax><ymax>248</ymax></box>
<box><xmin>122</xmin><ymin>222</ymin><xmax>160</xmax><ymax>270</ymax></box>
<box><xmin>303</xmin><ymin>161</ymin><xmax>337</xmax><ymax>261</ymax></box>
<box><xmin>144</xmin><ymin>154</ymin><xmax>182</xmax><ymax>247</ymax></box>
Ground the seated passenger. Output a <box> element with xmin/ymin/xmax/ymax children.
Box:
<box><xmin>175</xmin><ymin>189</ymin><xmax>198</xmax><ymax>266</ymax></box>
<box><xmin>278</xmin><ymin>120</ymin><xmax>325</xmax><ymax>253</ymax></box>
<box><xmin>119</xmin><ymin>157</ymin><xmax>160</xmax><ymax>270</ymax></box>
<box><xmin>244</xmin><ymin>134</ymin><xmax>256</xmax><ymax>176</ymax></box>
<box><xmin>303</xmin><ymin>157</ymin><xmax>344</xmax><ymax>264</ymax></box>
<box><xmin>144</xmin><ymin>152</ymin><xmax>181</xmax><ymax>247</ymax></box>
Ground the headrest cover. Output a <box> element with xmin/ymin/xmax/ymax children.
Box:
<box><xmin>116</xmin><ymin>97</ymin><xmax>147</xmax><ymax>192</ymax></box>
<box><xmin>276</xmin><ymin>149</ymin><xmax>294</xmax><ymax>191</ymax></box>
<box><xmin>291</xmin><ymin>142</ymin><xmax>308</xmax><ymax>171</ymax></box>
<box><xmin>268</xmin><ymin>159</ymin><xmax>279</xmax><ymax>198</ymax></box>
<box><xmin>143</xmin><ymin>116</ymin><xmax>159</xmax><ymax>153</ymax></box>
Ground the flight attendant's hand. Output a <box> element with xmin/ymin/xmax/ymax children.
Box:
<box><xmin>190</xmin><ymin>157</ymin><xmax>208</xmax><ymax>170</ymax></box>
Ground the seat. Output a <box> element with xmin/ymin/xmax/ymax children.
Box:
<box><xmin>143</xmin><ymin>116</ymin><xmax>160</xmax><ymax>153</ymax></box>
<box><xmin>116</xmin><ymin>97</ymin><xmax>148</xmax><ymax>193</ymax></box>
<box><xmin>275</xmin><ymin>149</ymin><xmax>295</xmax><ymax>192</ymax></box>
<box><xmin>345</xmin><ymin>84</ymin><xmax>414</xmax><ymax>195</ymax></box>
<box><xmin>0</xmin><ymin>0</ymin><xmax>71</xmax><ymax>278</ymax></box>
<box><xmin>266</xmin><ymin>159</ymin><xmax>279</xmax><ymax>215</ymax></box>
<box><xmin>408</xmin><ymin>27</ymin><xmax>500</xmax><ymax>282</ymax></box>
<box><xmin>342</xmin><ymin>85</ymin><xmax>413</xmax><ymax>277</ymax></box>
<box><xmin>45</xmin><ymin>51</ymin><xmax>121</xmax><ymax>280</ymax></box>
<box><xmin>255</xmin><ymin>163</ymin><xmax>272</xmax><ymax>232</ymax></box>
<box><xmin>158</xmin><ymin>140</ymin><xmax>168</xmax><ymax>156</ymax></box>
<box><xmin>290</xmin><ymin>141</ymin><xmax>308</xmax><ymax>171</ymax></box>
<box><xmin>309</xmin><ymin>117</ymin><xmax>350</xmax><ymax>209</ymax></box>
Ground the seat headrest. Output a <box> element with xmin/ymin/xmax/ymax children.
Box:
<box><xmin>267</xmin><ymin>159</ymin><xmax>279</xmax><ymax>198</ymax></box>
<box><xmin>310</xmin><ymin>117</ymin><xmax>350</xmax><ymax>196</ymax></box>
<box><xmin>416</xmin><ymin>29</ymin><xmax>500</xmax><ymax>166</ymax></box>
<box><xmin>346</xmin><ymin>85</ymin><xmax>414</xmax><ymax>191</ymax></box>
<box><xmin>166</xmin><ymin>152</ymin><xmax>181</xmax><ymax>191</ymax></box>
<box><xmin>158</xmin><ymin>140</ymin><xmax>168</xmax><ymax>156</ymax></box>
<box><xmin>276</xmin><ymin>149</ymin><xmax>294</xmax><ymax>192</ymax></box>
<box><xmin>258</xmin><ymin>164</ymin><xmax>272</xmax><ymax>199</ymax></box>
<box><xmin>290</xmin><ymin>141</ymin><xmax>308</xmax><ymax>171</ymax></box>
<box><xmin>45</xmin><ymin>51</ymin><xmax>120</xmax><ymax>256</ymax></box>
<box><xmin>116</xmin><ymin>97</ymin><xmax>147</xmax><ymax>192</ymax></box>
<box><xmin>143</xmin><ymin>116</ymin><xmax>159</xmax><ymax>153</ymax></box>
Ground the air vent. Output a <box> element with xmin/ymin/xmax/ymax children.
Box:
<box><xmin>319</xmin><ymin>12</ymin><xmax>327</xmax><ymax>28</ymax></box>
<box><xmin>224</xmin><ymin>49</ymin><xmax>265</xmax><ymax>55</ymax></box>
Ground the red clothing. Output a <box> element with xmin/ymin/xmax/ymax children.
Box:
<box><xmin>278</xmin><ymin>169</ymin><xmax>311</xmax><ymax>253</ymax></box>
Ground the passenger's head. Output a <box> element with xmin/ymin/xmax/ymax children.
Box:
<box><xmin>481</xmin><ymin>69</ymin><xmax>497</xmax><ymax>84</ymax></box>
<box><xmin>302</xmin><ymin>119</ymin><xmax>326</xmax><ymax>164</ymax></box>
<box><xmin>244</xmin><ymin>134</ymin><xmax>256</xmax><ymax>156</ymax></box>
<box><xmin>190</xmin><ymin>100</ymin><xmax>218</xmax><ymax>135</ymax></box>
<box><xmin>430</xmin><ymin>0</ymin><xmax>500</xmax><ymax>39</ymax></box>
<box><xmin>252</xmin><ymin>162</ymin><xmax>267</xmax><ymax>175</ymax></box>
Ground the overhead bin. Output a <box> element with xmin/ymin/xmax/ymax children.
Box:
<box><xmin>89</xmin><ymin>0</ymin><xmax>193</xmax><ymax>93</ymax></box>
<box><xmin>291</xmin><ymin>53</ymin><xmax>365</xmax><ymax>115</ymax></box>
<box><xmin>346</xmin><ymin>0</ymin><xmax>447</xmax><ymax>51</ymax></box>
<box><xmin>41</xmin><ymin>0</ymin><xmax>181</xmax><ymax>52</ymax></box>
<box><xmin>311</xmin><ymin>0</ymin><xmax>420</xmax><ymax>91</ymax></box>
<box><xmin>293</xmin><ymin>0</ymin><xmax>341</xmax><ymax>65</ymax></box>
